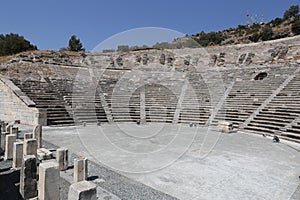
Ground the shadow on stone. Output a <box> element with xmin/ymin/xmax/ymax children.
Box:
<box><xmin>0</xmin><ymin>169</ymin><xmax>23</xmax><ymax>200</ymax></box>
<box><xmin>87</xmin><ymin>175</ymin><xmax>99</xmax><ymax>181</ymax></box>
<box><xmin>67</xmin><ymin>165</ymin><xmax>74</xmax><ymax>170</ymax></box>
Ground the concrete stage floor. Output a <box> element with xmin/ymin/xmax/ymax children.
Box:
<box><xmin>41</xmin><ymin>123</ymin><xmax>300</xmax><ymax>200</ymax></box>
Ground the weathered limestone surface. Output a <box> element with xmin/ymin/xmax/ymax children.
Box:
<box><xmin>20</xmin><ymin>155</ymin><xmax>38</xmax><ymax>199</ymax></box>
<box><xmin>218</xmin><ymin>121</ymin><xmax>233</xmax><ymax>132</ymax></box>
<box><xmin>6</xmin><ymin>124</ymin><xmax>13</xmax><ymax>133</ymax></box>
<box><xmin>68</xmin><ymin>181</ymin><xmax>97</xmax><ymax>200</ymax></box>
<box><xmin>13</xmin><ymin>141</ymin><xmax>24</xmax><ymax>169</ymax></box>
<box><xmin>56</xmin><ymin>147</ymin><xmax>68</xmax><ymax>171</ymax></box>
<box><xmin>0</xmin><ymin>132</ymin><xmax>9</xmax><ymax>150</ymax></box>
<box><xmin>74</xmin><ymin>157</ymin><xmax>88</xmax><ymax>182</ymax></box>
<box><xmin>11</xmin><ymin>126</ymin><xmax>19</xmax><ymax>137</ymax></box>
<box><xmin>33</xmin><ymin>124</ymin><xmax>42</xmax><ymax>148</ymax></box>
<box><xmin>24</xmin><ymin>133</ymin><xmax>33</xmax><ymax>140</ymax></box>
<box><xmin>37</xmin><ymin>148</ymin><xmax>53</xmax><ymax>161</ymax></box>
<box><xmin>23</xmin><ymin>138</ymin><xmax>37</xmax><ymax>157</ymax></box>
<box><xmin>38</xmin><ymin>161</ymin><xmax>60</xmax><ymax>200</ymax></box>
<box><xmin>4</xmin><ymin>134</ymin><xmax>17</xmax><ymax>160</ymax></box>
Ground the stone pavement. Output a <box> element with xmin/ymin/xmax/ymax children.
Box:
<box><xmin>39</xmin><ymin>123</ymin><xmax>300</xmax><ymax>200</ymax></box>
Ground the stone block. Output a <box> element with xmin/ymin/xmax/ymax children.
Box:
<box><xmin>13</xmin><ymin>141</ymin><xmax>24</xmax><ymax>169</ymax></box>
<box><xmin>0</xmin><ymin>132</ymin><xmax>9</xmax><ymax>151</ymax></box>
<box><xmin>1</xmin><ymin>122</ymin><xmax>8</xmax><ymax>132</ymax></box>
<box><xmin>56</xmin><ymin>147</ymin><xmax>68</xmax><ymax>171</ymax></box>
<box><xmin>38</xmin><ymin>161</ymin><xmax>60</xmax><ymax>200</ymax></box>
<box><xmin>68</xmin><ymin>181</ymin><xmax>97</xmax><ymax>200</ymax></box>
<box><xmin>4</xmin><ymin>134</ymin><xmax>17</xmax><ymax>160</ymax></box>
<box><xmin>218</xmin><ymin>121</ymin><xmax>233</xmax><ymax>132</ymax></box>
<box><xmin>20</xmin><ymin>155</ymin><xmax>38</xmax><ymax>199</ymax></box>
<box><xmin>37</xmin><ymin>148</ymin><xmax>53</xmax><ymax>161</ymax></box>
<box><xmin>33</xmin><ymin>124</ymin><xmax>42</xmax><ymax>148</ymax></box>
<box><xmin>24</xmin><ymin>133</ymin><xmax>33</xmax><ymax>140</ymax></box>
<box><xmin>24</xmin><ymin>139</ymin><xmax>37</xmax><ymax>158</ymax></box>
<box><xmin>10</xmin><ymin>127</ymin><xmax>19</xmax><ymax>138</ymax></box>
<box><xmin>74</xmin><ymin>157</ymin><xmax>88</xmax><ymax>182</ymax></box>
<box><xmin>5</xmin><ymin>124</ymin><xmax>13</xmax><ymax>133</ymax></box>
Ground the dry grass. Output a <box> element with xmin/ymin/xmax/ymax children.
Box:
<box><xmin>0</xmin><ymin>55</ymin><xmax>13</xmax><ymax>64</ymax></box>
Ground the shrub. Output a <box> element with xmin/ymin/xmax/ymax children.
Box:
<box><xmin>261</xmin><ymin>25</ymin><xmax>273</xmax><ymax>41</ymax></box>
<box><xmin>0</xmin><ymin>33</ymin><xmax>37</xmax><ymax>56</ymax></box>
<box><xmin>117</xmin><ymin>45</ymin><xmax>130</xmax><ymax>52</ymax></box>
<box><xmin>270</xmin><ymin>18</ymin><xmax>284</xmax><ymax>27</ymax></box>
<box><xmin>249</xmin><ymin>33</ymin><xmax>261</xmax><ymax>42</ymax></box>
<box><xmin>292</xmin><ymin>16</ymin><xmax>300</xmax><ymax>35</ymax></box>
<box><xmin>284</xmin><ymin>5</ymin><xmax>299</xmax><ymax>19</ymax></box>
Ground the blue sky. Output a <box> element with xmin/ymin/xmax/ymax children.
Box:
<box><xmin>0</xmin><ymin>0</ymin><xmax>299</xmax><ymax>51</ymax></box>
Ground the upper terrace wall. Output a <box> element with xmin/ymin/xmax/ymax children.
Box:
<box><xmin>0</xmin><ymin>76</ymin><xmax>46</xmax><ymax>125</ymax></box>
<box><xmin>87</xmin><ymin>35</ymin><xmax>300</xmax><ymax>70</ymax></box>
<box><xmin>0</xmin><ymin>36</ymin><xmax>299</xmax><ymax>82</ymax></box>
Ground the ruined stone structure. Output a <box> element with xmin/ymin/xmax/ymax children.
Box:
<box><xmin>0</xmin><ymin>36</ymin><xmax>299</xmax><ymax>142</ymax></box>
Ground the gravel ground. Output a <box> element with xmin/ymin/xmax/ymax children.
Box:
<box><xmin>43</xmin><ymin>140</ymin><xmax>178</xmax><ymax>200</ymax></box>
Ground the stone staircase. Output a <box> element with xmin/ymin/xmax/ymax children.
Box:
<box><xmin>98</xmin><ymin>70</ymin><xmax>140</xmax><ymax>123</ymax></box>
<box><xmin>244</xmin><ymin>71</ymin><xmax>300</xmax><ymax>142</ymax></box>
<box><xmin>212</xmin><ymin>77</ymin><xmax>286</xmax><ymax>129</ymax></box>
<box><xmin>51</xmin><ymin>79</ymin><xmax>108</xmax><ymax>124</ymax></box>
<box><xmin>178</xmin><ymin>71</ymin><xmax>216</xmax><ymax>125</ymax></box>
<box><xmin>12</xmin><ymin>79</ymin><xmax>74</xmax><ymax>126</ymax></box>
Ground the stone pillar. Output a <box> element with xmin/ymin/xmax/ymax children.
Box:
<box><xmin>24</xmin><ymin>133</ymin><xmax>33</xmax><ymax>140</ymax></box>
<box><xmin>56</xmin><ymin>147</ymin><xmax>68</xmax><ymax>171</ymax></box>
<box><xmin>0</xmin><ymin>132</ymin><xmax>9</xmax><ymax>151</ymax></box>
<box><xmin>20</xmin><ymin>155</ymin><xmax>38</xmax><ymax>199</ymax></box>
<box><xmin>74</xmin><ymin>157</ymin><xmax>88</xmax><ymax>182</ymax></box>
<box><xmin>5</xmin><ymin>124</ymin><xmax>12</xmax><ymax>133</ymax></box>
<box><xmin>13</xmin><ymin>141</ymin><xmax>24</xmax><ymax>169</ymax></box>
<box><xmin>1</xmin><ymin>122</ymin><xmax>8</xmax><ymax>132</ymax></box>
<box><xmin>35</xmin><ymin>109</ymin><xmax>47</xmax><ymax>126</ymax></box>
<box><xmin>23</xmin><ymin>139</ymin><xmax>37</xmax><ymax>158</ymax></box>
<box><xmin>140</xmin><ymin>86</ymin><xmax>146</xmax><ymax>124</ymax></box>
<box><xmin>68</xmin><ymin>181</ymin><xmax>97</xmax><ymax>200</ymax></box>
<box><xmin>33</xmin><ymin>124</ymin><xmax>42</xmax><ymax>148</ymax></box>
<box><xmin>39</xmin><ymin>162</ymin><xmax>60</xmax><ymax>200</ymax></box>
<box><xmin>10</xmin><ymin>126</ymin><xmax>18</xmax><ymax>134</ymax></box>
<box><xmin>4</xmin><ymin>134</ymin><xmax>17</xmax><ymax>160</ymax></box>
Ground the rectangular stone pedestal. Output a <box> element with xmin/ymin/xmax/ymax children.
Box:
<box><xmin>33</xmin><ymin>124</ymin><xmax>42</xmax><ymax>148</ymax></box>
<box><xmin>68</xmin><ymin>181</ymin><xmax>97</xmax><ymax>200</ymax></box>
<box><xmin>20</xmin><ymin>155</ymin><xmax>38</xmax><ymax>199</ymax></box>
<box><xmin>10</xmin><ymin>127</ymin><xmax>18</xmax><ymax>137</ymax></box>
<box><xmin>24</xmin><ymin>133</ymin><xmax>33</xmax><ymax>140</ymax></box>
<box><xmin>13</xmin><ymin>141</ymin><xmax>24</xmax><ymax>169</ymax></box>
<box><xmin>56</xmin><ymin>147</ymin><xmax>68</xmax><ymax>171</ymax></box>
<box><xmin>4</xmin><ymin>134</ymin><xmax>17</xmax><ymax>160</ymax></box>
<box><xmin>24</xmin><ymin>139</ymin><xmax>37</xmax><ymax>157</ymax></box>
<box><xmin>74</xmin><ymin>157</ymin><xmax>88</xmax><ymax>182</ymax></box>
<box><xmin>39</xmin><ymin>162</ymin><xmax>60</xmax><ymax>200</ymax></box>
<box><xmin>0</xmin><ymin>132</ymin><xmax>9</xmax><ymax>151</ymax></box>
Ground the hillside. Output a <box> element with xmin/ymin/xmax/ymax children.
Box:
<box><xmin>186</xmin><ymin>5</ymin><xmax>300</xmax><ymax>48</ymax></box>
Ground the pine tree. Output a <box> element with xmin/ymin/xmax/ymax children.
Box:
<box><xmin>68</xmin><ymin>35</ymin><xmax>84</xmax><ymax>52</ymax></box>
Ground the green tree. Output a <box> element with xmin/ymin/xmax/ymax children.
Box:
<box><xmin>261</xmin><ymin>25</ymin><xmax>273</xmax><ymax>41</ymax></box>
<box><xmin>196</xmin><ymin>32</ymin><xmax>226</xmax><ymax>47</ymax></box>
<box><xmin>292</xmin><ymin>16</ymin><xmax>300</xmax><ymax>35</ymax></box>
<box><xmin>284</xmin><ymin>5</ymin><xmax>299</xmax><ymax>19</ymax></box>
<box><xmin>117</xmin><ymin>45</ymin><xmax>130</xmax><ymax>52</ymax></box>
<box><xmin>68</xmin><ymin>35</ymin><xmax>84</xmax><ymax>52</ymax></box>
<box><xmin>0</xmin><ymin>33</ymin><xmax>37</xmax><ymax>56</ymax></box>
